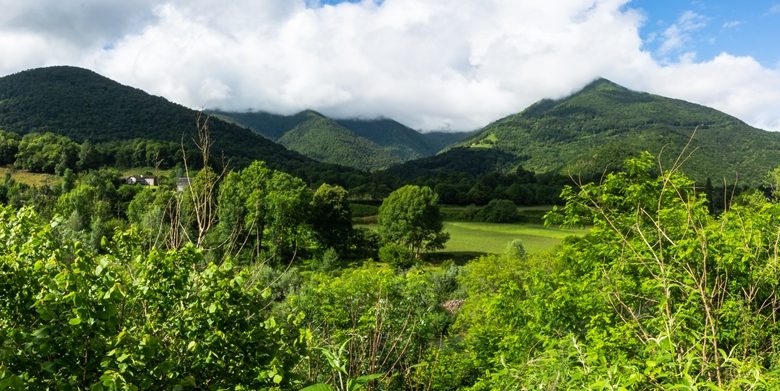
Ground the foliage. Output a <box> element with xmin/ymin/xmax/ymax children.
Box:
<box><xmin>288</xmin><ymin>264</ymin><xmax>453</xmax><ymax>389</ymax></box>
<box><xmin>310</xmin><ymin>183</ymin><xmax>354</xmax><ymax>257</ymax></box>
<box><xmin>15</xmin><ymin>132</ymin><xmax>79</xmax><ymax>174</ymax></box>
<box><xmin>378</xmin><ymin>243</ymin><xmax>415</xmax><ymax>269</ymax></box>
<box><xmin>378</xmin><ymin>185</ymin><xmax>449</xmax><ymax>258</ymax></box>
<box><xmin>476</xmin><ymin>198</ymin><xmax>519</xmax><ymax>223</ymax></box>
<box><xmin>0</xmin><ymin>130</ymin><xmax>19</xmax><ymax>165</ymax></box>
<box><xmin>0</xmin><ymin>206</ymin><xmax>302</xmax><ymax>389</ymax></box>
<box><xmin>422</xmin><ymin>152</ymin><xmax>780</xmax><ymax>389</ymax></box>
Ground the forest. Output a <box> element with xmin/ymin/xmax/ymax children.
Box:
<box><xmin>1</xmin><ymin>106</ymin><xmax>780</xmax><ymax>391</ymax></box>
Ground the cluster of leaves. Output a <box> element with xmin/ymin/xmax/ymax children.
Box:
<box><xmin>419</xmin><ymin>152</ymin><xmax>780</xmax><ymax>389</ymax></box>
<box><xmin>0</xmin><ymin>206</ymin><xmax>302</xmax><ymax>389</ymax></box>
<box><xmin>287</xmin><ymin>263</ymin><xmax>457</xmax><ymax>390</ymax></box>
<box><xmin>378</xmin><ymin>185</ymin><xmax>449</xmax><ymax>261</ymax></box>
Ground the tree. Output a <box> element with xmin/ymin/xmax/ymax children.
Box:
<box><xmin>477</xmin><ymin>199</ymin><xmax>519</xmax><ymax>222</ymax></box>
<box><xmin>14</xmin><ymin>132</ymin><xmax>78</xmax><ymax>174</ymax></box>
<box><xmin>310</xmin><ymin>183</ymin><xmax>353</xmax><ymax>256</ymax></box>
<box><xmin>378</xmin><ymin>185</ymin><xmax>448</xmax><ymax>259</ymax></box>
<box><xmin>0</xmin><ymin>130</ymin><xmax>20</xmax><ymax>165</ymax></box>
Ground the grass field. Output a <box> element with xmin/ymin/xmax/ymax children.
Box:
<box><xmin>0</xmin><ymin>166</ymin><xmax>60</xmax><ymax>187</ymax></box>
<box><xmin>440</xmin><ymin>221</ymin><xmax>586</xmax><ymax>256</ymax></box>
<box><xmin>359</xmin><ymin>219</ymin><xmax>587</xmax><ymax>263</ymax></box>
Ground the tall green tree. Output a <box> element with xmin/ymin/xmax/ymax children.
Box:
<box><xmin>378</xmin><ymin>185</ymin><xmax>448</xmax><ymax>258</ymax></box>
<box><xmin>310</xmin><ymin>183</ymin><xmax>353</xmax><ymax>256</ymax></box>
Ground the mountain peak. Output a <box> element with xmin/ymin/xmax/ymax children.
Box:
<box><xmin>579</xmin><ymin>77</ymin><xmax>624</xmax><ymax>92</ymax></box>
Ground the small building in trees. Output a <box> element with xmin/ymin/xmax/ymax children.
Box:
<box><xmin>125</xmin><ymin>175</ymin><xmax>157</xmax><ymax>186</ymax></box>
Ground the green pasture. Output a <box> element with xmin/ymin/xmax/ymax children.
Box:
<box><xmin>440</xmin><ymin>221</ymin><xmax>586</xmax><ymax>256</ymax></box>
<box><xmin>0</xmin><ymin>166</ymin><xmax>60</xmax><ymax>187</ymax></box>
<box><xmin>359</xmin><ymin>218</ymin><xmax>587</xmax><ymax>263</ymax></box>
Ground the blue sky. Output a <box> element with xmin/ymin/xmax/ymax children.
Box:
<box><xmin>632</xmin><ymin>1</ymin><xmax>780</xmax><ymax>66</ymax></box>
<box><xmin>1</xmin><ymin>0</ymin><xmax>779</xmax><ymax>131</ymax></box>
<box><xmin>318</xmin><ymin>0</ymin><xmax>780</xmax><ymax>66</ymax></box>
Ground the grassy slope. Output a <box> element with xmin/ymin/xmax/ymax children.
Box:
<box><xmin>278</xmin><ymin>113</ymin><xmax>401</xmax><ymax>171</ymax></box>
<box><xmin>207</xmin><ymin>109</ymin><xmax>311</xmax><ymax>141</ymax></box>
<box><xmin>335</xmin><ymin>118</ymin><xmax>435</xmax><ymax>160</ymax></box>
<box><xmin>0</xmin><ymin>166</ymin><xmax>60</xmax><ymax>187</ymax></box>
<box><xmin>457</xmin><ymin>78</ymin><xmax>780</xmax><ymax>184</ymax></box>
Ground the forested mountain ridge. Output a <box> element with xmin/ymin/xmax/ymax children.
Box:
<box><xmin>276</xmin><ymin>111</ymin><xmax>400</xmax><ymax>171</ymax></box>
<box><xmin>458</xmin><ymin>78</ymin><xmax>780</xmax><ymax>184</ymax></box>
<box><xmin>210</xmin><ymin>109</ymin><xmax>474</xmax><ymax>169</ymax></box>
<box><xmin>0</xmin><ymin>66</ymin><xmax>352</xmax><ymax>178</ymax></box>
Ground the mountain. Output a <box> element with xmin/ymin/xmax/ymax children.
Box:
<box><xmin>209</xmin><ymin>109</ymin><xmax>311</xmax><ymax>141</ymax></box>
<box><xmin>210</xmin><ymin>110</ymin><xmax>474</xmax><ymax>170</ymax></box>
<box><xmin>276</xmin><ymin>111</ymin><xmax>399</xmax><ymax>171</ymax></box>
<box><xmin>334</xmin><ymin>118</ymin><xmax>436</xmax><ymax>160</ymax></box>
<box><xmin>0</xmin><ymin>66</ymin><xmax>353</xmax><ymax>178</ymax></box>
<box><xmin>420</xmin><ymin>130</ymin><xmax>477</xmax><ymax>152</ymax></box>
<box><xmin>451</xmin><ymin>78</ymin><xmax>780</xmax><ymax>184</ymax></box>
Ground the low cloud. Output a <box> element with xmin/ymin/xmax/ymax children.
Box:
<box><xmin>0</xmin><ymin>0</ymin><xmax>779</xmax><ymax>131</ymax></box>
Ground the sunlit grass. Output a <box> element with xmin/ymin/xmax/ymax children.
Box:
<box><xmin>0</xmin><ymin>166</ymin><xmax>60</xmax><ymax>187</ymax></box>
<box><xmin>441</xmin><ymin>221</ymin><xmax>586</xmax><ymax>255</ymax></box>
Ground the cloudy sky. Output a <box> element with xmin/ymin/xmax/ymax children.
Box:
<box><xmin>2</xmin><ymin>0</ymin><xmax>779</xmax><ymax>131</ymax></box>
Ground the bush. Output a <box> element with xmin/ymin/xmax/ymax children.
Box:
<box><xmin>379</xmin><ymin>243</ymin><xmax>415</xmax><ymax>269</ymax></box>
<box><xmin>476</xmin><ymin>199</ymin><xmax>519</xmax><ymax>223</ymax></box>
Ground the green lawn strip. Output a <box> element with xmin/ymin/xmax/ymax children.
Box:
<box><xmin>440</xmin><ymin>221</ymin><xmax>585</xmax><ymax>255</ymax></box>
<box><xmin>359</xmin><ymin>219</ymin><xmax>586</xmax><ymax>257</ymax></box>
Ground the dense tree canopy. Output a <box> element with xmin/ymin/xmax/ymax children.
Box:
<box><xmin>378</xmin><ymin>185</ymin><xmax>449</xmax><ymax>259</ymax></box>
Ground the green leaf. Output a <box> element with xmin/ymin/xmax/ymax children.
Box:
<box><xmin>299</xmin><ymin>384</ymin><xmax>335</xmax><ymax>391</ymax></box>
<box><xmin>69</xmin><ymin>317</ymin><xmax>82</xmax><ymax>325</ymax></box>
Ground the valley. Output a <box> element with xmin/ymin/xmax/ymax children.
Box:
<box><xmin>1</xmin><ymin>66</ymin><xmax>780</xmax><ymax>389</ymax></box>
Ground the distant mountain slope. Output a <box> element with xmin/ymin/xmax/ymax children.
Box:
<box><xmin>456</xmin><ymin>78</ymin><xmax>780</xmax><ymax>184</ymax></box>
<box><xmin>0</xmin><ymin>66</ymin><xmax>341</xmax><ymax>175</ymax></box>
<box><xmin>277</xmin><ymin>112</ymin><xmax>399</xmax><ymax>171</ymax></box>
<box><xmin>334</xmin><ymin>118</ymin><xmax>436</xmax><ymax>160</ymax></box>
<box><xmin>420</xmin><ymin>130</ymin><xmax>476</xmax><ymax>152</ymax></box>
<box><xmin>208</xmin><ymin>109</ymin><xmax>311</xmax><ymax>140</ymax></box>
<box><xmin>211</xmin><ymin>110</ymin><xmax>474</xmax><ymax>168</ymax></box>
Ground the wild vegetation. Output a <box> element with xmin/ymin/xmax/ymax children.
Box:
<box><xmin>4</xmin><ymin>66</ymin><xmax>780</xmax><ymax>389</ymax></box>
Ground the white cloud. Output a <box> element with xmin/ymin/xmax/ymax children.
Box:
<box><xmin>722</xmin><ymin>20</ymin><xmax>741</xmax><ymax>29</ymax></box>
<box><xmin>0</xmin><ymin>0</ymin><xmax>780</xmax><ymax>132</ymax></box>
<box><xmin>771</xmin><ymin>4</ymin><xmax>780</xmax><ymax>14</ymax></box>
<box><xmin>658</xmin><ymin>10</ymin><xmax>707</xmax><ymax>56</ymax></box>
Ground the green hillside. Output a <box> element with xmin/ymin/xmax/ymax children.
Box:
<box><xmin>335</xmin><ymin>118</ymin><xmax>436</xmax><ymax>160</ymax></box>
<box><xmin>420</xmin><ymin>130</ymin><xmax>476</xmax><ymax>152</ymax></box>
<box><xmin>458</xmin><ymin>78</ymin><xmax>780</xmax><ymax>184</ymax></box>
<box><xmin>0</xmin><ymin>66</ymin><xmax>352</xmax><ymax>178</ymax></box>
<box><xmin>208</xmin><ymin>109</ymin><xmax>311</xmax><ymax>140</ymax></box>
<box><xmin>211</xmin><ymin>110</ymin><xmax>474</xmax><ymax>168</ymax></box>
<box><xmin>278</xmin><ymin>112</ymin><xmax>400</xmax><ymax>171</ymax></box>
